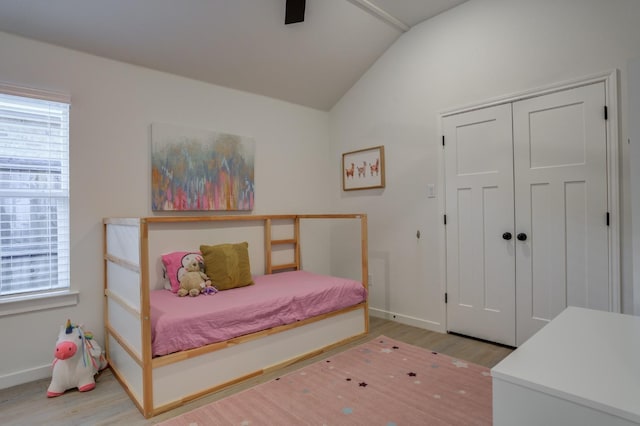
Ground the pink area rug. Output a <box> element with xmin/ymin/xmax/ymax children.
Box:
<box><xmin>157</xmin><ymin>336</ymin><xmax>492</xmax><ymax>426</ymax></box>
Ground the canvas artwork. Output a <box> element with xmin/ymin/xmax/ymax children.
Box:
<box><xmin>151</xmin><ymin>123</ymin><xmax>255</xmax><ymax>211</ymax></box>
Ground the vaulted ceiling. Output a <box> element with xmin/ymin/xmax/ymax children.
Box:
<box><xmin>0</xmin><ymin>0</ymin><xmax>468</xmax><ymax>110</ymax></box>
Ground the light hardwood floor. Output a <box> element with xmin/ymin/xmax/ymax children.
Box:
<box><xmin>0</xmin><ymin>316</ymin><xmax>513</xmax><ymax>425</ymax></box>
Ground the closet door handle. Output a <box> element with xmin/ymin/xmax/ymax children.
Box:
<box><xmin>517</xmin><ymin>233</ymin><xmax>528</xmax><ymax>241</ymax></box>
<box><xmin>502</xmin><ymin>232</ymin><xmax>512</xmax><ymax>240</ymax></box>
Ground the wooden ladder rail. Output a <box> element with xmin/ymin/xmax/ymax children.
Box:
<box><xmin>264</xmin><ymin>217</ymin><xmax>300</xmax><ymax>274</ymax></box>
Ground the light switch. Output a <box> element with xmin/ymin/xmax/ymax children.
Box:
<box><xmin>427</xmin><ymin>184</ymin><xmax>436</xmax><ymax>198</ymax></box>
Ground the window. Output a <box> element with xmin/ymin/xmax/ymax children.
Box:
<box><xmin>0</xmin><ymin>87</ymin><xmax>70</xmax><ymax>298</ymax></box>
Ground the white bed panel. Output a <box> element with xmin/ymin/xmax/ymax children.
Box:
<box><xmin>107</xmin><ymin>261</ymin><xmax>141</xmax><ymax>310</ymax></box>
<box><xmin>153</xmin><ymin>306</ymin><xmax>366</xmax><ymax>407</ymax></box>
<box><xmin>108</xmin><ymin>334</ymin><xmax>143</xmax><ymax>405</ymax></box>
<box><xmin>106</xmin><ymin>224</ymin><xmax>140</xmax><ymax>266</ymax></box>
<box><xmin>108</xmin><ymin>299</ymin><xmax>142</xmax><ymax>356</ymax></box>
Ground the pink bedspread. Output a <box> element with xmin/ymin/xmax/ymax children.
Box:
<box><xmin>150</xmin><ymin>270</ymin><xmax>367</xmax><ymax>357</ymax></box>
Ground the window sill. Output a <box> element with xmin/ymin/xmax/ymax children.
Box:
<box><xmin>0</xmin><ymin>290</ymin><xmax>79</xmax><ymax>317</ymax></box>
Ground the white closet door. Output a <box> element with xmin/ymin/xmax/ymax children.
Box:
<box><xmin>513</xmin><ymin>82</ymin><xmax>609</xmax><ymax>345</ymax></box>
<box><xmin>444</xmin><ymin>104</ymin><xmax>516</xmax><ymax>346</ymax></box>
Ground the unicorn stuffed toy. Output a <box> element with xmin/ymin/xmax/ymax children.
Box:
<box><xmin>47</xmin><ymin>319</ymin><xmax>108</xmax><ymax>397</ymax></box>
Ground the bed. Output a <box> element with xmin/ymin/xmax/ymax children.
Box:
<box><xmin>103</xmin><ymin>214</ymin><xmax>368</xmax><ymax>418</ymax></box>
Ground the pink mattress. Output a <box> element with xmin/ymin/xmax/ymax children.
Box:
<box><xmin>150</xmin><ymin>270</ymin><xmax>367</xmax><ymax>357</ymax></box>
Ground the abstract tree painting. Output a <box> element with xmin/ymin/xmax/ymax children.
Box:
<box><xmin>151</xmin><ymin>123</ymin><xmax>255</xmax><ymax>211</ymax></box>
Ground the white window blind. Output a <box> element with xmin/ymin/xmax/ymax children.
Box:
<box><xmin>0</xmin><ymin>89</ymin><xmax>70</xmax><ymax>297</ymax></box>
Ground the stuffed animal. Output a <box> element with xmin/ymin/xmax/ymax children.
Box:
<box><xmin>177</xmin><ymin>255</ymin><xmax>213</xmax><ymax>297</ymax></box>
<box><xmin>47</xmin><ymin>320</ymin><xmax>107</xmax><ymax>397</ymax></box>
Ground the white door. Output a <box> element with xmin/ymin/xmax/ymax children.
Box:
<box><xmin>443</xmin><ymin>82</ymin><xmax>610</xmax><ymax>346</ymax></box>
<box><xmin>513</xmin><ymin>82</ymin><xmax>609</xmax><ymax>345</ymax></box>
<box><xmin>443</xmin><ymin>104</ymin><xmax>517</xmax><ymax>346</ymax></box>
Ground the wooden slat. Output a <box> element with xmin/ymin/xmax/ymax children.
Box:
<box><xmin>294</xmin><ymin>216</ymin><xmax>300</xmax><ymax>270</ymax></box>
<box><xmin>105</xmin><ymin>213</ymin><xmax>366</xmax><ymax>225</ymax></box>
<box><xmin>360</xmin><ymin>213</ymin><xmax>369</xmax><ymax>289</ymax></box>
<box><xmin>296</xmin><ymin>213</ymin><xmax>365</xmax><ymax>219</ymax></box>
<box><xmin>139</xmin><ymin>221</ymin><xmax>154</xmax><ymax>418</ymax></box>
<box><xmin>270</xmin><ymin>238</ymin><xmax>297</xmax><ymax>245</ymax></box>
<box><xmin>143</xmin><ymin>214</ymin><xmax>297</xmax><ymax>223</ymax></box>
<box><xmin>103</xmin><ymin>217</ymin><xmax>141</xmax><ymax>226</ymax></box>
<box><xmin>103</xmin><ymin>221</ymin><xmax>110</xmax><ymax>368</ymax></box>
<box><xmin>264</xmin><ymin>218</ymin><xmax>273</xmax><ymax>274</ymax></box>
<box><xmin>104</xmin><ymin>254</ymin><xmax>140</xmax><ymax>273</ymax></box>
<box><xmin>270</xmin><ymin>263</ymin><xmax>298</xmax><ymax>271</ymax></box>
<box><xmin>360</xmin><ymin>214</ymin><xmax>369</xmax><ymax>333</ymax></box>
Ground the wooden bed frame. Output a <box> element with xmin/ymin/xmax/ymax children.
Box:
<box><xmin>103</xmin><ymin>214</ymin><xmax>368</xmax><ymax>418</ymax></box>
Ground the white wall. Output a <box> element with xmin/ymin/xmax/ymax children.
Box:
<box><xmin>330</xmin><ymin>0</ymin><xmax>640</xmax><ymax>330</ymax></box>
<box><xmin>0</xmin><ymin>31</ymin><xmax>332</xmax><ymax>388</ymax></box>
<box><xmin>629</xmin><ymin>58</ymin><xmax>640</xmax><ymax>315</ymax></box>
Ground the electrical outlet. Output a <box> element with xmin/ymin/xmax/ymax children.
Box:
<box><xmin>368</xmin><ymin>274</ymin><xmax>373</xmax><ymax>286</ymax></box>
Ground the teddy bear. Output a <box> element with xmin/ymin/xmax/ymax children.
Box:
<box><xmin>177</xmin><ymin>256</ymin><xmax>213</xmax><ymax>297</ymax></box>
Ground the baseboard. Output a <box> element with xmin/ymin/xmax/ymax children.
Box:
<box><xmin>0</xmin><ymin>364</ymin><xmax>51</xmax><ymax>390</ymax></box>
<box><xmin>369</xmin><ymin>308</ymin><xmax>445</xmax><ymax>333</ymax></box>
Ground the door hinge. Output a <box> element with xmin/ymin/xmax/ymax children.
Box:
<box><xmin>442</xmin><ymin>135</ymin><xmax>445</xmax><ymax>147</ymax></box>
<box><xmin>443</xmin><ymin>214</ymin><xmax>447</xmax><ymax>225</ymax></box>
<box><xmin>445</xmin><ymin>292</ymin><xmax>448</xmax><ymax>304</ymax></box>
<box><xmin>604</xmin><ymin>105</ymin><xmax>608</xmax><ymax>120</ymax></box>
<box><xmin>606</xmin><ymin>212</ymin><xmax>610</xmax><ymax>226</ymax></box>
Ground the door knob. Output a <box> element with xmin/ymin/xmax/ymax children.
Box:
<box><xmin>502</xmin><ymin>232</ymin><xmax>512</xmax><ymax>240</ymax></box>
<box><xmin>517</xmin><ymin>233</ymin><xmax>528</xmax><ymax>241</ymax></box>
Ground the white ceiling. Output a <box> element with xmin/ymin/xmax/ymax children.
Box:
<box><xmin>0</xmin><ymin>0</ymin><xmax>467</xmax><ymax>110</ymax></box>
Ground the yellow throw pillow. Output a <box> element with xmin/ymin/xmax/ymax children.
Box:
<box><xmin>200</xmin><ymin>242</ymin><xmax>253</xmax><ymax>291</ymax></box>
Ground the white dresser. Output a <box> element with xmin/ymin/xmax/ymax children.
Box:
<box><xmin>491</xmin><ymin>307</ymin><xmax>640</xmax><ymax>426</ymax></box>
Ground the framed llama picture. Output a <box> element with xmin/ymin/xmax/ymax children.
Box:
<box><xmin>342</xmin><ymin>145</ymin><xmax>385</xmax><ymax>191</ymax></box>
<box><xmin>151</xmin><ymin>123</ymin><xmax>255</xmax><ymax>211</ymax></box>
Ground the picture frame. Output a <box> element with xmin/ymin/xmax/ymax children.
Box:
<box><xmin>342</xmin><ymin>145</ymin><xmax>385</xmax><ymax>191</ymax></box>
